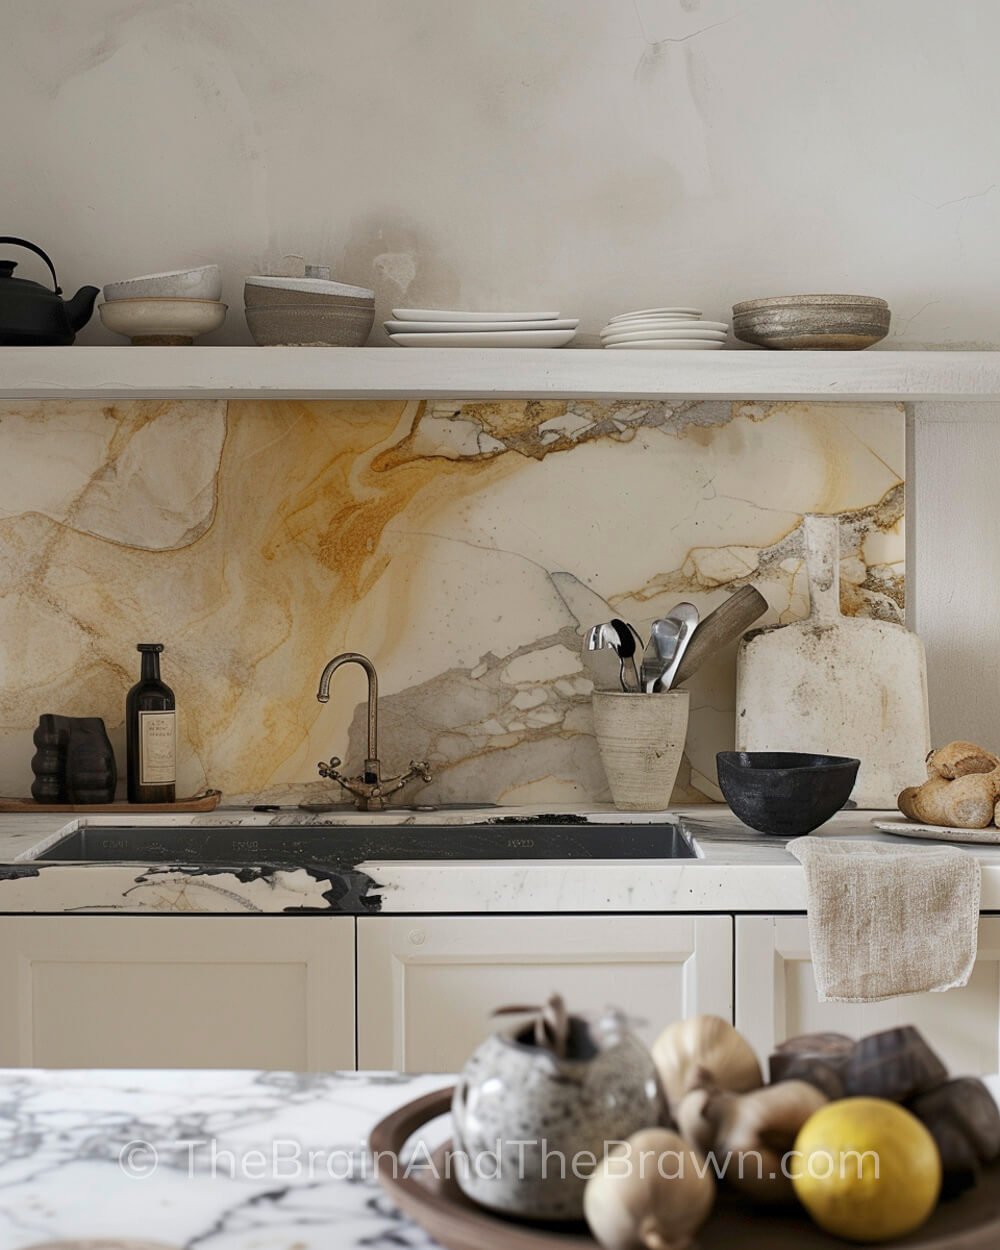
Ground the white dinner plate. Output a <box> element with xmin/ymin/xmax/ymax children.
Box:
<box><xmin>603</xmin><ymin>339</ymin><xmax>724</xmax><ymax>350</ymax></box>
<box><xmin>602</xmin><ymin>328</ymin><xmax>727</xmax><ymax>345</ymax></box>
<box><xmin>392</xmin><ymin>308</ymin><xmax>561</xmax><ymax>322</ymax></box>
<box><xmin>602</xmin><ymin>319</ymin><xmax>728</xmax><ymax>334</ymax></box>
<box><xmin>385</xmin><ymin>318</ymin><xmax>578</xmax><ymax>334</ymax></box>
<box><xmin>389</xmin><ymin>328</ymin><xmax>577</xmax><ymax>347</ymax></box>
<box><xmin>608</xmin><ymin>307</ymin><xmax>702</xmax><ymax>321</ymax></box>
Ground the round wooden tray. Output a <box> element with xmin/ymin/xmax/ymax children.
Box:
<box><xmin>370</xmin><ymin>1087</ymin><xmax>1000</xmax><ymax>1250</ymax></box>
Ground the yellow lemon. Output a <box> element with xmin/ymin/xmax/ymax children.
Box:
<box><xmin>791</xmin><ymin>1097</ymin><xmax>941</xmax><ymax>1243</ymax></box>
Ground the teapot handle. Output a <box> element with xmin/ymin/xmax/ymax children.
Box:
<box><xmin>0</xmin><ymin>237</ymin><xmax>61</xmax><ymax>294</ymax></box>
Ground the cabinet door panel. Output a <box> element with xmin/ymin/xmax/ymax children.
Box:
<box><xmin>358</xmin><ymin>914</ymin><xmax>733</xmax><ymax>1072</ymax></box>
<box><xmin>0</xmin><ymin>916</ymin><xmax>355</xmax><ymax>1070</ymax></box>
<box><xmin>737</xmin><ymin>915</ymin><xmax>1000</xmax><ymax>1075</ymax></box>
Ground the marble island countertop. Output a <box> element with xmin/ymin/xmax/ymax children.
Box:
<box><xmin>2</xmin><ymin>803</ymin><xmax>1000</xmax><ymax>914</ymax></box>
<box><xmin>0</xmin><ymin>1067</ymin><xmax>448</xmax><ymax>1249</ymax></box>
<box><xmin>2</xmin><ymin>1065</ymin><xmax>999</xmax><ymax>1250</ymax></box>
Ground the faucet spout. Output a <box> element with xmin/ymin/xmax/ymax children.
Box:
<box><xmin>316</xmin><ymin>651</ymin><xmax>378</xmax><ymax>762</ymax></box>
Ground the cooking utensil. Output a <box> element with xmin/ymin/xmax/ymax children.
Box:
<box><xmin>672</xmin><ymin>585</ymin><xmax>768</xmax><ymax>687</ymax></box>
<box><xmin>737</xmin><ymin>514</ymin><xmax>929</xmax><ymax>808</ymax></box>
<box><xmin>655</xmin><ymin>602</ymin><xmax>700</xmax><ymax>690</ymax></box>
<box><xmin>640</xmin><ymin>617</ymin><xmax>681</xmax><ymax>693</ymax></box>
<box><xmin>609</xmin><ymin>618</ymin><xmax>641</xmax><ymax>692</ymax></box>
<box><xmin>585</xmin><ymin>621</ymin><xmax>642</xmax><ymax>692</ymax></box>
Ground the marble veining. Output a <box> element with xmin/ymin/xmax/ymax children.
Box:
<box><xmin>0</xmin><ymin>398</ymin><xmax>904</xmax><ymax>805</ymax></box>
<box><xmin>0</xmin><ymin>1067</ymin><xmax>447</xmax><ymax>1250</ymax></box>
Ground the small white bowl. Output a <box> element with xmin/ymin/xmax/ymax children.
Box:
<box><xmin>99</xmin><ymin>298</ymin><xmax>227</xmax><ymax>344</ymax></box>
<box><xmin>103</xmin><ymin>264</ymin><xmax>222</xmax><ymax>302</ymax></box>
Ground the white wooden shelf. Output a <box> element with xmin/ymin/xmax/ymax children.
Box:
<box><xmin>1</xmin><ymin>346</ymin><xmax>999</xmax><ymax>402</ymax></box>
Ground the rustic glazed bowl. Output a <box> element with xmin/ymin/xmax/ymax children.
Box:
<box><xmin>732</xmin><ymin>294</ymin><xmax>890</xmax><ymax>350</ymax></box>
<box><xmin>717</xmin><ymin>750</ymin><xmax>860</xmax><ymax>835</ymax></box>
<box><xmin>99</xmin><ymin>297</ymin><xmax>227</xmax><ymax>345</ymax></box>
<box><xmin>451</xmin><ymin>1017</ymin><xmax>663</xmax><ymax>1221</ymax></box>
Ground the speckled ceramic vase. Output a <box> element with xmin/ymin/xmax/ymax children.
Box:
<box><xmin>592</xmin><ymin>691</ymin><xmax>689</xmax><ymax>811</ymax></box>
<box><xmin>450</xmin><ymin>1015</ymin><xmax>663</xmax><ymax>1221</ymax></box>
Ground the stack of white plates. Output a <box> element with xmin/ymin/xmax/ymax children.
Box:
<box><xmin>385</xmin><ymin>309</ymin><xmax>579</xmax><ymax>348</ymax></box>
<box><xmin>600</xmin><ymin>307</ymin><xmax>729</xmax><ymax>350</ymax></box>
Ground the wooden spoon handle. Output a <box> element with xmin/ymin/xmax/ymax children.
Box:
<box><xmin>673</xmin><ymin>585</ymin><xmax>768</xmax><ymax>686</ymax></box>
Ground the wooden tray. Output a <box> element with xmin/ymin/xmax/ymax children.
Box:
<box><xmin>370</xmin><ymin>1087</ymin><xmax>1000</xmax><ymax>1249</ymax></box>
<box><xmin>0</xmin><ymin>790</ymin><xmax>222</xmax><ymax>814</ymax></box>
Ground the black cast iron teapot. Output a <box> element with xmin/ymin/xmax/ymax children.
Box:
<box><xmin>0</xmin><ymin>237</ymin><xmax>99</xmax><ymax>345</ymax></box>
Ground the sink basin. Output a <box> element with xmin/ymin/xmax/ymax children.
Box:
<box><xmin>33</xmin><ymin>822</ymin><xmax>697</xmax><ymax>865</ymax></box>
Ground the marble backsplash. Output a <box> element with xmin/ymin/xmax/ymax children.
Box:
<box><xmin>0</xmin><ymin>398</ymin><xmax>904</xmax><ymax>805</ymax></box>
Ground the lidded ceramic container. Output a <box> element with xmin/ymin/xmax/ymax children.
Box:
<box><xmin>451</xmin><ymin>995</ymin><xmax>664</xmax><ymax>1221</ymax></box>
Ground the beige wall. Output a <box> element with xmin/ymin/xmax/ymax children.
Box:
<box><xmin>4</xmin><ymin>0</ymin><xmax>1000</xmax><ymax>348</ymax></box>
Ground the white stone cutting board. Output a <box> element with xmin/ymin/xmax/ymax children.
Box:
<box><xmin>736</xmin><ymin>514</ymin><xmax>930</xmax><ymax>808</ymax></box>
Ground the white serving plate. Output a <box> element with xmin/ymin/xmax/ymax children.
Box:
<box><xmin>389</xmin><ymin>328</ymin><xmax>576</xmax><ymax>348</ymax></box>
<box><xmin>602</xmin><ymin>318</ymin><xmax>727</xmax><ymax>335</ymax></box>
<box><xmin>601</xmin><ymin>328</ymin><xmax>727</xmax><ymax>344</ymax></box>
<box><xmin>385</xmin><ymin>317</ymin><xmax>579</xmax><ymax>334</ymax></box>
<box><xmin>104</xmin><ymin>264</ymin><xmax>222</xmax><ymax>302</ymax></box>
<box><xmin>874</xmin><ymin>820</ymin><xmax>1000</xmax><ymax>845</ymax></box>
<box><xmin>247</xmin><ymin>275</ymin><xmax>375</xmax><ymax>299</ymax></box>
<box><xmin>603</xmin><ymin>338</ymin><xmax>723</xmax><ymax>350</ymax></box>
<box><xmin>392</xmin><ymin>308</ymin><xmax>561</xmax><ymax>322</ymax></box>
<box><xmin>608</xmin><ymin>307</ymin><xmax>702</xmax><ymax>321</ymax></box>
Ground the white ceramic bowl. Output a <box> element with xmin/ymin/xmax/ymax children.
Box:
<box><xmin>103</xmin><ymin>265</ymin><xmax>222</xmax><ymax>302</ymax></box>
<box><xmin>99</xmin><ymin>298</ymin><xmax>227</xmax><ymax>344</ymax></box>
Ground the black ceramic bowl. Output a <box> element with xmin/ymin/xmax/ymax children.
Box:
<box><xmin>716</xmin><ymin>751</ymin><xmax>861</xmax><ymax>836</ymax></box>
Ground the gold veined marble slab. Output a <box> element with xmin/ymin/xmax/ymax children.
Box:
<box><xmin>0</xmin><ymin>398</ymin><xmax>903</xmax><ymax>804</ymax></box>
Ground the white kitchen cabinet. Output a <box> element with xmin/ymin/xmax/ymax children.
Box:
<box><xmin>0</xmin><ymin>916</ymin><xmax>355</xmax><ymax>1071</ymax></box>
<box><xmin>736</xmin><ymin>915</ymin><xmax>1000</xmax><ymax>1076</ymax></box>
<box><xmin>357</xmin><ymin>914</ymin><xmax>733</xmax><ymax>1072</ymax></box>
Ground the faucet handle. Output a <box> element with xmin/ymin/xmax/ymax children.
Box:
<box><xmin>410</xmin><ymin>760</ymin><xmax>433</xmax><ymax>783</ymax></box>
<box><xmin>317</xmin><ymin>756</ymin><xmax>345</xmax><ymax>782</ymax></box>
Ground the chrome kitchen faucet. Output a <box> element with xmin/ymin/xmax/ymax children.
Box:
<box><xmin>315</xmin><ymin>652</ymin><xmax>432</xmax><ymax>811</ymax></box>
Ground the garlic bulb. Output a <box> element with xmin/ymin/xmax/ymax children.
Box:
<box><xmin>652</xmin><ymin>1015</ymin><xmax>762</xmax><ymax>1114</ymax></box>
<box><xmin>584</xmin><ymin>1128</ymin><xmax>715</xmax><ymax>1250</ymax></box>
<box><xmin>681</xmin><ymin>1080</ymin><xmax>827</xmax><ymax>1206</ymax></box>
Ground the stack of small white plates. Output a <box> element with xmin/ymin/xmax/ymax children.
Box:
<box><xmin>600</xmin><ymin>307</ymin><xmax>728</xmax><ymax>350</ymax></box>
<box><xmin>385</xmin><ymin>309</ymin><xmax>579</xmax><ymax>348</ymax></box>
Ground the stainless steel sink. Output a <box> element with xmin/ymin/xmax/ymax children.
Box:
<box><xmin>33</xmin><ymin>822</ymin><xmax>697</xmax><ymax>865</ymax></box>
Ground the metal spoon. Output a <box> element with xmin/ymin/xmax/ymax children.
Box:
<box><xmin>656</xmin><ymin>603</ymin><xmax>700</xmax><ymax>691</ymax></box>
<box><xmin>609</xmin><ymin>618</ymin><xmax>642</xmax><ymax>692</ymax></box>
<box><xmin>640</xmin><ymin>617</ymin><xmax>682</xmax><ymax>693</ymax></box>
<box><xmin>585</xmin><ymin>620</ymin><xmax>643</xmax><ymax>692</ymax></box>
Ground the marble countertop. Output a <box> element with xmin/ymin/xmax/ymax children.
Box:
<box><xmin>2</xmin><ymin>1065</ymin><xmax>998</xmax><ymax>1249</ymax></box>
<box><xmin>0</xmin><ymin>1067</ymin><xmax>447</xmax><ymax>1249</ymax></box>
<box><xmin>3</xmin><ymin>804</ymin><xmax>1000</xmax><ymax>914</ymax></box>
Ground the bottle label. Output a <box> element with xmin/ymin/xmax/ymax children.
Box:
<box><xmin>139</xmin><ymin>711</ymin><xmax>176</xmax><ymax>786</ymax></box>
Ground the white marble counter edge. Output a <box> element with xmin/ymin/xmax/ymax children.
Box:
<box><xmin>3</xmin><ymin>805</ymin><xmax>1000</xmax><ymax>913</ymax></box>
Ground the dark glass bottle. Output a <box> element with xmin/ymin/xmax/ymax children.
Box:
<box><xmin>126</xmin><ymin>643</ymin><xmax>176</xmax><ymax>804</ymax></box>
